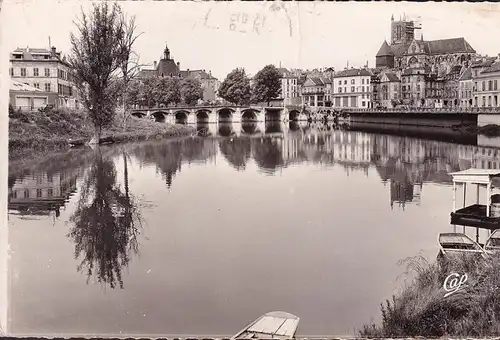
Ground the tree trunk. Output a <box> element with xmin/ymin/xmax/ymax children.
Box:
<box><xmin>89</xmin><ymin>125</ymin><xmax>101</xmax><ymax>145</ymax></box>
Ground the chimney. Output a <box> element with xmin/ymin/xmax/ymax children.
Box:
<box><xmin>154</xmin><ymin>61</ymin><xmax>157</xmax><ymax>69</ymax></box>
<box><xmin>177</xmin><ymin>62</ymin><xmax>180</xmax><ymax>69</ymax></box>
<box><xmin>51</xmin><ymin>46</ymin><xmax>56</xmax><ymax>55</ymax></box>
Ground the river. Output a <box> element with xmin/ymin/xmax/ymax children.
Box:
<box><xmin>5</xmin><ymin>122</ymin><xmax>500</xmax><ymax>337</ymax></box>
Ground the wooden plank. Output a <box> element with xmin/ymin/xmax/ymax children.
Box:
<box><xmin>274</xmin><ymin>319</ymin><xmax>299</xmax><ymax>337</ymax></box>
<box><xmin>248</xmin><ymin>317</ymin><xmax>286</xmax><ymax>334</ymax></box>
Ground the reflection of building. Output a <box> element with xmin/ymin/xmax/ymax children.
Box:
<box><xmin>9</xmin><ymin>46</ymin><xmax>78</xmax><ymax>110</ymax></box>
<box><xmin>8</xmin><ymin>171</ymin><xmax>79</xmax><ymax>216</ymax></box>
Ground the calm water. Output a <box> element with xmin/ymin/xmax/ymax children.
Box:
<box><xmin>5</xmin><ymin>122</ymin><xmax>500</xmax><ymax>337</ymax></box>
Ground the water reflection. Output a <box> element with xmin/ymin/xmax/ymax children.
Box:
<box><xmin>219</xmin><ymin>138</ymin><xmax>252</xmax><ymax>170</ymax></box>
<box><xmin>67</xmin><ymin>149</ymin><xmax>142</xmax><ymax>289</ymax></box>
<box><xmin>6</xmin><ymin>124</ymin><xmax>500</xmax><ymax>336</ymax></box>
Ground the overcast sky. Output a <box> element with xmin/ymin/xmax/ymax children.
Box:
<box><xmin>2</xmin><ymin>0</ymin><xmax>500</xmax><ymax>80</ymax></box>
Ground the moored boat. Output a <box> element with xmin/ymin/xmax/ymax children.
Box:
<box><xmin>231</xmin><ymin>311</ymin><xmax>300</xmax><ymax>340</ymax></box>
<box><xmin>484</xmin><ymin>229</ymin><xmax>500</xmax><ymax>254</ymax></box>
<box><xmin>438</xmin><ymin>232</ymin><xmax>488</xmax><ymax>258</ymax></box>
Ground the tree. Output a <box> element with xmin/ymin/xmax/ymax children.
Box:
<box><xmin>181</xmin><ymin>78</ymin><xmax>204</xmax><ymax>105</ymax></box>
<box><xmin>218</xmin><ymin>68</ymin><xmax>252</xmax><ymax>105</ymax></box>
<box><xmin>143</xmin><ymin>77</ymin><xmax>160</xmax><ymax>107</ymax></box>
<box><xmin>251</xmin><ymin>65</ymin><xmax>282</xmax><ymax>106</ymax></box>
<box><xmin>125</xmin><ymin>80</ymin><xmax>141</xmax><ymax>108</ymax></box>
<box><xmin>68</xmin><ymin>2</ymin><xmax>139</xmax><ymax>144</ymax></box>
<box><xmin>115</xmin><ymin>10</ymin><xmax>144</xmax><ymax>130</ymax></box>
<box><xmin>157</xmin><ymin>77</ymin><xmax>181</xmax><ymax>106</ymax></box>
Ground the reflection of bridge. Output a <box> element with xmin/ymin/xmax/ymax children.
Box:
<box><xmin>130</xmin><ymin>105</ymin><xmax>308</xmax><ymax>124</ymax></box>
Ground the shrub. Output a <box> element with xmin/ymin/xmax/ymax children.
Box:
<box><xmin>360</xmin><ymin>252</ymin><xmax>500</xmax><ymax>337</ymax></box>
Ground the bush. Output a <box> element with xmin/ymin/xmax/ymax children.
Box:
<box><xmin>478</xmin><ymin>124</ymin><xmax>500</xmax><ymax>137</ymax></box>
<box><xmin>360</xmin><ymin>252</ymin><xmax>500</xmax><ymax>337</ymax></box>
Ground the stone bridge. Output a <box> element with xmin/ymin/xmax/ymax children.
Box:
<box><xmin>130</xmin><ymin>105</ymin><xmax>310</xmax><ymax>124</ymax></box>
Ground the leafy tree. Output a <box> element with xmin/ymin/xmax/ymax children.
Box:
<box><xmin>157</xmin><ymin>77</ymin><xmax>181</xmax><ymax>106</ymax></box>
<box><xmin>181</xmin><ymin>78</ymin><xmax>204</xmax><ymax>105</ymax></box>
<box><xmin>251</xmin><ymin>64</ymin><xmax>282</xmax><ymax>106</ymax></box>
<box><xmin>143</xmin><ymin>77</ymin><xmax>159</xmax><ymax>107</ymax></box>
<box><xmin>68</xmin><ymin>2</ymin><xmax>139</xmax><ymax>144</ymax></box>
<box><xmin>125</xmin><ymin>80</ymin><xmax>141</xmax><ymax>108</ymax></box>
<box><xmin>218</xmin><ymin>68</ymin><xmax>252</xmax><ymax>105</ymax></box>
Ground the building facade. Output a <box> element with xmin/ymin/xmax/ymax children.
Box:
<box><xmin>458</xmin><ymin>66</ymin><xmax>473</xmax><ymax>108</ymax></box>
<box><xmin>332</xmin><ymin>68</ymin><xmax>372</xmax><ymax>108</ymax></box>
<box><xmin>474</xmin><ymin>58</ymin><xmax>500</xmax><ymax>108</ymax></box>
<box><xmin>9</xmin><ymin>46</ymin><xmax>78</xmax><ymax>110</ymax></box>
<box><xmin>277</xmin><ymin>68</ymin><xmax>300</xmax><ymax>106</ymax></box>
<box><xmin>379</xmin><ymin>71</ymin><xmax>401</xmax><ymax>108</ymax></box>
<box><xmin>301</xmin><ymin>77</ymin><xmax>328</xmax><ymax>107</ymax></box>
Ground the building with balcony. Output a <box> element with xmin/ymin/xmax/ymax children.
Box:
<box><xmin>332</xmin><ymin>68</ymin><xmax>372</xmax><ymax>108</ymax></box>
<box><xmin>401</xmin><ymin>67</ymin><xmax>427</xmax><ymax>107</ymax></box>
<box><xmin>9</xmin><ymin>46</ymin><xmax>78</xmax><ymax>110</ymax></box>
<box><xmin>301</xmin><ymin>77</ymin><xmax>329</xmax><ymax>107</ymax></box>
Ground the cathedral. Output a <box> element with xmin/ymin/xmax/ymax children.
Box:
<box><xmin>376</xmin><ymin>15</ymin><xmax>476</xmax><ymax>75</ymax></box>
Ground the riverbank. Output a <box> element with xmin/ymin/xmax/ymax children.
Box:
<box><xmin>360</xmin><ymin>253</ymin><xmax>500</xmax><ymax>337</ymax></box>
<box><xmin>452</xmin><ymin>123</ymin><xmax>500</xmax><ymax>137</ymax></box>
<box><xmin>8</xmin><ymin>108</ymin><xmax>195</xmax><ymax>160</ymax></box>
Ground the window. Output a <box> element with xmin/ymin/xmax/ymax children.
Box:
<box><xmin>489</xmin><ymin>81</ymin><xmax>492</xmax><ymax>91</ymax></box>
<box><xmin>45</xmin><ymin>68</ymin><xmax>50</xmax><ymax>77</ymax></box>
<box><xmin>24</xmin><ymin>189</ymin><xmax>30</xmax><ymax>198</ymax></box>
<box><xmin>482</xmin><ymin>81</ymin><xmax>485</xmax><ymax>91</ymax></box>
<box><xmin>9</xmin><ymin>68</ymin><xmax>13</xmax><ymax>76</ymax></box>
<box><xmin>344</xmin><ymin>80</ymin><xmax>347</xmax><ymax>85</ymax></box>
<box><xmin>21</xmin><ymin>68</ymin><xmax>26</xmax><ymax>76</ymax></box>
<box><xmin>34</xmin><ymin>83</ymin><xmax>39</xmax><ymax>89</ymax></box>
<box><xmin>34</xmin><ymin>68</ymin><xmax>39</xmax><ymax>76</ymax></box>
<box><xmin>45</xmin><ymin>83</ymin><xmax>51</xmax><ymax>92</ymax></box>
<box><xmin>362</xmin><ymin>79</ymin><xmax>365</xmax><ymax>85</ymax></box>
<box><xmin>338</xmin><ymin>88</ymin><xmax>342</xmax><ymax>93</ymax></box>
<box><xmin>495</xmin><ymin>80</ymin><xmax>498</xmax><ymax>91</ymax></box>
<box><xmin>474</xmin><ymin>82</ymin><xmax>478</xmax><ymax>91</ymax></box>
<box><xmin>362</xmin><ymin>86</ymin><xmax>365</xmax><ymax>93</ymax></box>
<box><xmin>417</xmin><ymin>85</ymin><xmax>421</xmax><ymax>92</ymax></box>
<box><xmin>36</xmin><ymin>189</ymin><xmax>42</xmax><ymax>198</ymax></box>
<box><xmin>362</xmin><ymin>94</ymin><xmax>365</xmax><ymax>99</ymax></box>
<box><xmin>338</xmin><ymin>80</ymin><xmax>341</xmax><ymax>85</ymax></box>
<box><xmin>47</xmin><ymin>188</ymin><xmax>53</xmax><ymax>197</ymax></box>
<box><xmin>362</xmin><ymin>101</ymin><xmax>366</xmax><ymax>107</ymax></box>
<box><xmin>351</xmin><ymin>79</ymin><xmax>355</xmax><ymax>85</ymax></box>
<box><xmin>351</xmin><ymin>86</ymin><xmax>355</xmax><ymax>92</ymax></box>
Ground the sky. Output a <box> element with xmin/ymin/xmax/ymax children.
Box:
<box><xmin>2</xmin><ymin>1</ymin><xmax>500</xmax><ymax>80</ymax></box>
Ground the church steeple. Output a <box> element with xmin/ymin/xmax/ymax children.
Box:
<box><xmin>163</xmin><ymin>44</ymin><xmax>170</xmax><ymax>60</ymax></box>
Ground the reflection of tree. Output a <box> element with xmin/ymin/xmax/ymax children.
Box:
<box><xmin>252</xmin><ymin>137</ymin><xmax>284</xmax><ymax>174</ymax></box>
<box><xmin>68</xmin><ymin>149</ymin><xmax>142</xmax><ymax>289</ymax></box>
<box><xmin>219</xmin><ymin>137</ymin><xmax>252</xmax><ymax>170</ymax></box>
<box><xmin>130</xmin><ymin>138</ymin><xmax>217</xmax><ymax>189</ymax></box>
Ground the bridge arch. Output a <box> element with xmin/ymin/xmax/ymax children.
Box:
<box><xmin>174</xmin><ymin>110</ymin><xmax>190</xmax><ymax>124</ymax></box>
<box><xmin>241</xmin><ymin>109</ymin><xmax>259</xmax><ymax>122</ymax></box>
<box><xmin>217</xmin><ymin>108</ymin><xmax>235</xmax><ymax>123</ymax></box>
<box><xmin>288</xmin><ymin>110</ymin><xmax>300</xmax><ymax>121</ymax></box>
<box><xmin>151</xmin><ymin>111</ymin><xmax>168</xmax><ymax>123</ymax></box>
<box><xmin>196</xmin><ymin>110</ymin><xmax>210</xmax><ymax>123</ymax></box>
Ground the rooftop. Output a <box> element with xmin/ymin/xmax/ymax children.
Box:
<box><xmin>333</xmin><ymin>68</ymin><xmax>372</xmax><ymax>78</ymax></box>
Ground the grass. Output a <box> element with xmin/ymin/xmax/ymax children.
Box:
<box><xmin>8</xmin><ymin>107</ymin><xmax>194</xmax><ymax>160</ymax></box>
<box><xmin>359</xmin><ymin>252</ymin><xmax>500</xmax><ymax>337</ymax></box>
